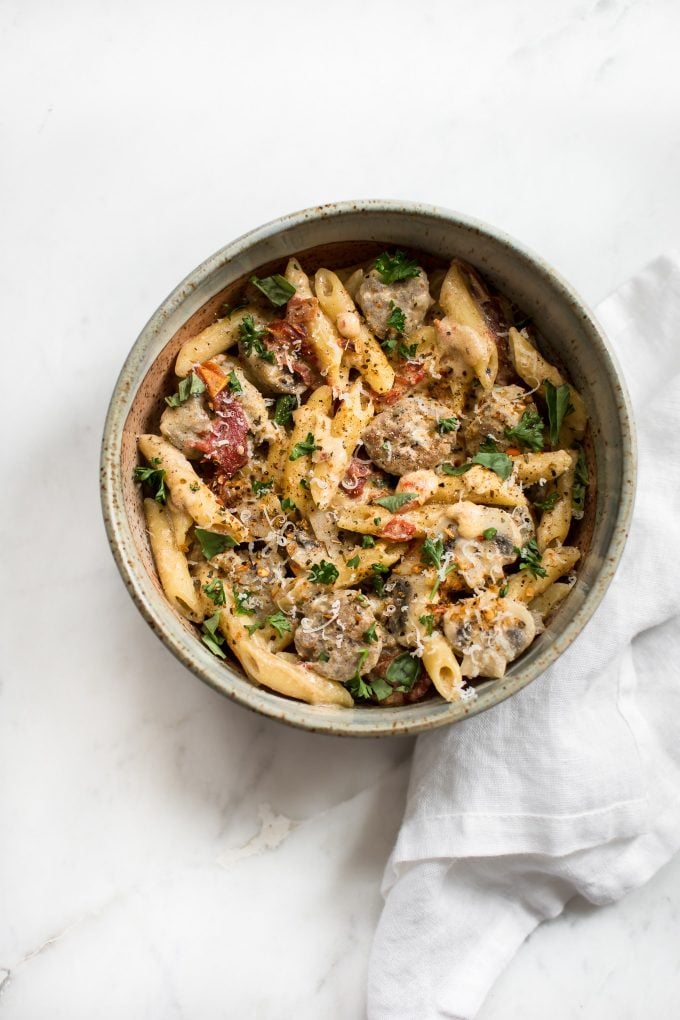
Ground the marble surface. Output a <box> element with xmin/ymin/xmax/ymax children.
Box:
<box><xmin>2</xmin><ymin>0</ymin><xmax>680</xmax><ymax>1016</ymax></box>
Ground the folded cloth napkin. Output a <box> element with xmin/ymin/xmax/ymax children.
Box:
<box><xmin>367</xmin><ymin>254</ymin><xmax>680</xmax><ymax>1020</ymax></box>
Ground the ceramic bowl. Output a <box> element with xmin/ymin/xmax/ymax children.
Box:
<box><xmin>100</xmin><ymin>201</ymin><xmax>636</xmax><ymax>736</ymax></box>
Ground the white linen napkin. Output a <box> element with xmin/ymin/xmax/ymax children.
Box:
<box><xmin>367</xmin><ymin>253</ymin><xmax>680</xmax><ymax>1020</ymax></box>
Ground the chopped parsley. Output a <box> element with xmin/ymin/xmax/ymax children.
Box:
<box><xmin>374</xmin><ymin>492</ymin><xmax>417</xmax><ymax>512</ymax></box>
<box><xmin>266</xmin><ymin>612</ymin><xmax>292</xmax><ymax>638</ymax></box>
<box><xmin>274</xmin><ymin>394</ymin><xmax>297</xmax><ymax>426</ymax></box>
<box><xmin>202</xmin><ymin>578</ymin><xmax>226</xmax><ymax>606</ymax></box>
<box><xmin>363</xmin><ymin>623</ymin><xmax>379</xmax><ymax>643</ymax></box>
<box><xmin>374</xmin><ymin>250</ymin><xmax>420</xmax><ymax>284</ymax></box>
<box><xmin>437</xmin><ymin>417</ymin><xmax>458</xmax><ymax>434</ymax></box>
<box><xmin>245</xmin><ymin>621</ymin><xmax>264</xmax><ymax>637</ymax></box>
<box><xmin>385</xmin><ymin>653</ymin><xmax>420</xmax><ymax>691</ymax></box>
<box><xmin>439</xmin><ymin>462</ymin><xmax>460</xmax><ymax>476</ymax></box>
<box><xmin>370</xmin><ymin>562</ymin><xmax>390</xmax><ymax>596</ymax></box>
<box><xmin>299</xmin><ymin>478</ymin><xmax>310</xmax><ymax>490</ymax></box>
<box><xmin>318</xmin><ymin>652</ymin><xmax>330</xmax><ymax>662</ymax></box>
<box><xmin>289</xmin><ymin>432</ymin><xmax>320</xmax><ymax>461</ymax></box>
<box><xmin>346</xmin><ymin>555</ymin><xmax>361</xmax><ymax>569</ymax></box>
<box><xmin>309</xmin><ymin>560</ymin><xmax>339</xmax><ymax>585</ymax></box>
<box><xmin>499</xmin><ymin>584</ymin><xmax>509</xmax><ymax>598</ymax></box>
<box><xmin>449</xmin><ymin>446</ymin><xmax>513</xmax><ymax>481</ymax></box>
<box><xmin>251</xmin><ymin>478</ymin><xmax>273</xmax><ymax>497</ymax></box>
<box><xmin>386</xmin><ymin>301</ymin><xmax>406</xmax><ymax>335</ymax></box>
<box><xmin>249</xmin><ymin>273</ymin><xmax>296</xmax><ymax>307</ymax></box>
<box><xmin>133</xmin><ymin>459</ymin><xmax>167</xmax><ymax>504</ymax></box>
<box><xmin>226</xmin><ymin>369</ymin><xmax>242</xmax><ymax>394</ymax></box>
<box><xmin>419</xmin><ymin>613</ymin><xmax>435</xmax><ymax>637</ymax></box>
<box><xmin>201</xmin><ymin>612</ymin><xmax>226</xmax><ymax>658</ymax></box>
<box><xmin>544</xmin><ymin>380</ymin><xmax>573</xmax><ymax>447</ymax></box>
<box><xmin>381</xmin><ymin>337</ymin><xmax>419</xmax><ymax>360</ymax></box>
<box><xmin>421</xmin><ymin>537</ymin><xmax>457</xmax><ymax>597</ymax></box>
<box><xmin>279</xmin><ymin>496</ymin><xmax>297</xmax><ymax>512</ymax></box>
<box><xmin>345</xmin><ymin>648</ymin><xmax>371</xmax><ymax>699</ymax></box>
<box><xmin>194</xmin><ymin>528</ymin><xmax>237</xmax><ymax>559</ymax></box>
<box><xmin>164</xmin><ymin>371</ymin><xmax>206</xmax><ymax>408</ymax></box>
<box><xmin>517</xmin><ymin>539</ymin><xmax>547</xmax><ymax>578</ymax></box>
<box><xmin>362</xmin><ymin>535</ymin><xmax>376</xmax><ymax>548</ymax></box>
<box><xmin>504</xmin><ymin>409</ymin><xmax>544</xmax><ymax>451</ymax></box>
<box><xmin>233</xmin><ymin>587</ymin><xmax>257</xmax><ymax>615</ymax></box>
<box><xmin>482</xmin><ymin>527</ymin><xmax>498</xmax><ymax>540</ymax></box>
<box><xmin>533</xmin><ymin>491</ymin><xmax>559</xmax><ymax>513</ymax></box>
<box><xmin>572</xmin><ymin>443</ymin><xmax>589</xmax><ymax>519</ymax></box>
<box><xmin>239</xmin><ymin>315</ymin><xmax>274</xmax><ymax>362</ymax></box>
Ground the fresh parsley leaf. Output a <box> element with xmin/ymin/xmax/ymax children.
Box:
<box><xmin>370</xmin><ymin>562</ymin><xmax>390</xmax><ymax>596</ymax></box>
<box><xmin>517</xmin><ymin>539</ymin><xmax>547</xmax><ymax>578</ymax></box>
<box><xmin>363</xmin><ymin>623</ymin><xmax>378</xmax><ymax>643</ymax></box>
<box><xmin>239</xmin><ymin>315</ymin><xmax>275</xmax><ymax>362</ymax></box>
<box><xmin>233</xmin><ymin>587</ymin><xmax>257</xmax><ymax>615</ymax></box>
<box><xmin>251</xmin><ymin>478</ymin><xmax>273</xmax><ymax>497</ymax></box>
<box><xmin>202</xmin><ymin>578</ymin><xmax>226</xmax><ymax>606</ymax></box>
<box><xmin>245</xmin><ymin>621</ymin><xmax>263</xmax><ymax>637</ymax></box>
<box><xmin>482</xmin><ymin>527</ymin><xmax>498</xmax><ymax>540</ymax></box>
<box><xmin>274</xmin><ymin>394</ymin><xmax>297</xmax><ymax>426</ymax></box>
<box><xmin>374</xmin><ymin>492</ymin><xmax>417</xmax><ymax>512</ymax></box>
<box><xmin>345</xmin><ymin>648</ymin><xmax>372</xmax><ymax>699</ymax></box>
<box><xmin>249</xmin><ymin>273</ymin><xmax>296</xmax><ymax>307</ymax></box>
<box><xmin>421</xmin><ymin>537</ymin><xmax>445</xmax><ymax>570</ymax></box>
<box><xmin>374</xmin><ymin>250</ymin><xmax>420</xmax><ymax>284</ymax></box>
<box><xmin>227</xmin><ymin>369</ymin><xmax>242</xmax><ymax>394</ymax></box>
<box><xmin>279</xmin><ymin>496</ymin><xmax>297</xmax><ymax>512</ymax></box>
<box><xmin>299</xmin><ymin>478</ymin><xmax>310</xmax><ymax>490</ymax></box>
<box><xmin>133</xmin><ymin>463</ymin><xmax>167</xmax><ymax>504</ymax></box>
<box><xmin>362</xmin><ymin>535</ymin><xmax>376</xmax><ymax>548</ymax></box>
<box><xmin>385</xmin><ymin>653</ymin><xmax>420</xmax><ymax>691</ymax></box>
<box><xmin>398</xmin><ymin>341</ymin><xmax>418</xmax><ymax>360</ymax></box>
<box><xmin>504</xmin><ymin>409</ymin><xmax>544</xmax><ymax>452</ymax></box>
<box><xmin>346</xmin><ymin>555</ymin><xmax>361</xmax><ymax>569</ymax></box>
<box><xmin>440</xmin><ymin>462</ymin><xmax>459</xmax><ymax>475</ymax></box>
<box><xmin>419</xmin><ymin>613</ymin><xmax>434</xmax><ymax>637</ymax></box>
<box><xmin>499</xmin><ymin>584</ymin><xmax>509</xmax><ymax>598</ymax></box>
<box><xmin>201</xmin><ymin>612</ymin><xmax>226</xmax><ymax>658</ymax></box>
<box><xmin>472</xmin><ymin>450</ymin><xmax>513</xmax><ymax>480</ymax></box>
<box><xmin>309</xmin><ymin>560</ymin><xmax>339</xmax><ymax>585</ymax></box>
<box><xmin>544</xmin><ymin>380</ymin><xmax>573</xmax><ymax>447</ymax></box>
<box><xmin>266</xmin><ymin>612</ymin><xmax>292</xmax><ymax>638</ymax></box>
<box><xmin>381</xmin><ymin>336</ymin><xmax>398</xmax><ymax>354</ymax></box>
<box><xmin>289</xmin><ymin>432</ymin><xmax>320</xmax><ymax>461</ymax></box>
<box><xmin>370</xmin><ymin>676</ymin><xmax>393</xmax><ymax>701</ymax></box>
<box><xmin>437</xmin><ymin>417</ymin><xmax>458</xmax><ymax>434</ymax></box>
<box><xmin>219</xmin><ymin>300</ymin><xmax>247</xmax><ymax>318</ymax></box>
<box><xmin>386</xmin><ymin>301</ymin><xmax>406</xmax><ymax>335</ymax></box>
<box><xmin>165</xmin><ymin>371</ymin><xmax>206</xmax><ymax>408</ymax></box>
<box><xmin>572</xmin><ymin>443</ymin><xmax>589</xmax><ymax>519</ymax></box>
<box><xmin>318</xmin><ymin>652</ymin><xmax>330</xmax><ymax>662</ymax></box>
<box><xmin>533</xmin><ymin>491</ymin><xmax>559</xmax><ymax>513</ymax></box>
<box><xmin>194</xmin><ymin>528</ymin><xmax>237</xmax><ymax>559</ymax></box>
<box><xmin>373</xmin><ymin>517</ymin><xmax>382</xmax><ymax>526</ymax></box>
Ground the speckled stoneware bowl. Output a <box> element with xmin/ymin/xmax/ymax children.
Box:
<box><xmin>101</xmin><ymin>201</ymin><xmax>636</xmax><ymax>737</ymax></box>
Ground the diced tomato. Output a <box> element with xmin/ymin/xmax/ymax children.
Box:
<box><xmin>374</xmin><ymin>362</ymin><xmax>428</xmax><ymax>407</ymax></box>
<box><xmin>380</xmin><ymin>517</ymin><xmax>417</xmax><ymax>541</ymax></box>
<box><xmin>340</xmin><ymin>456</ymin><xmax>373</xmax><ymax>498</ymax></box>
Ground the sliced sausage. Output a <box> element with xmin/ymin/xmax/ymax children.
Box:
<box><xmin>362</xmin><ymin>396</ymin><xmax>460</xmax><ymax>475</ymax></box>
<box><xmin>294</xmin><ymin>589</ymin><xmax>382</xmax><ymax>682</ymax></box>
<box><xmin>356</xmin><ymin>268</ymin><xmax>432</xmax><ymax>339</ymax></box>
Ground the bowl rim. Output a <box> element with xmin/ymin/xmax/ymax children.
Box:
<box><xmin>100</xmin><ymin>199</ymin><xmax>636</xmax><ymax>737</ymax></box>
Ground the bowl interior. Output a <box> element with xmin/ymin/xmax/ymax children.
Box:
<box><xmin>105</xmin><ymin>204</ymin><xmax>634</xmax><ymax>736</ymax></box>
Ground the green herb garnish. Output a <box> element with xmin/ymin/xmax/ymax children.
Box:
<box><xmin>385</xmin><ymin>653</ymin><xmax>420</xmax><ymax>691</ymax></box>
<box><xmin>419</xmin><ymin>613</ymin><xmax>435</xmax><ymax>637</ymax></box>
<box><xmin>362</xmin><ymin>535</ymin><xmax>376</xmax><ymax>548</ymax></box>
<box><xmin>203</xmin><ymin>578</ymin><xmax>226</xmax><ymax>606</ymax></box>
<box><xmin>533</xmin><ymin>491</ymin><xmax>559</xmax><ymax>513</ymax></box>
<box><xmin>201</xmin><ymin>612</ymin><xmax>226</xmax><ymax>658</ymax></box>
<box><xmin>386</xmin><ymin>301</ymin><xmax>406</xmax><ymax>335</ymax></box>
<box><xmin>309</xmin><ymin>560</ymin><xmax>339</xmax><ymax>585</ymax></box>
<box><xmin>195</xmin><ymin>528</ymin><xmax>237</xmax><ymax>559</ymax></box>
<box><xmin>251</xmin><ymin>479</ymin><xmax>273</xmax><ymax>497</ymax></box>
<box><xmin>437</xmin><ymin>417</ymin><xmax>458</xmax><ymax>434</ymax></box>
<box><xmin>374</xmin><ymin>250</ymin><xmax>420</xmax><ymax>284</ymax></box>
<box><xmin>363</xmin><ymin>623</ymin><xmax>378</xmax><ymax>643</ymax></box>
<box><xmin>227</xmin><ymin>369</ymin><xmax>242</xmax><ymax>394</ymax></box>
<box><xmin>421</xmin><ymin>537</ymin><xmax>457</xmax><ymax>597</ymax></box>
<box><xmin>289</xmin><ymin>432</ymin><xmax>320</xmax><ymax>461</ymax></box>
<box><xmin>370</xmin><ymin>562</ymin><xmax>390</xmax><ymax>596</ymax></box>
<box><xmin>133</xmin><ymin>460</ymin><xmax>167</xmax><ymax>504</ymax></box>
<box><xmin>504</xmin><ymin>408</ymin><xmax>544</xmax><ymax>451</ymax></box>
<box><xmin>245</xmin><ymin>621</ymin><xmax>264</xmax><ymax>637</ymax></box>
<box><xmin>250</xmin><ymin>273</ymin><xmax>296</xmax><ymax>307</ymax></box>
<box><xmin>266</xmin><ymin>612</ymin><xmax>292</xmax><ymax>638</ymax></box>
<box><xmin>274</xmin><ymin>394</ymin><xmax>297</xmax><ymax>426</ymax></box>
<box><xmin>482</xmin><ymin>527</ymin><xmax>498</xmax><ymax>540</ymax></box>
<box><xmin>572</xmin><ymin>444</ymin><xmax>589</xmax><ymax>519</ymax></box>
<box><xmin>233</xmin><ymin>587</ymin><xmax>257</xmax><ymax>615</ymax></box>
<box><xmin>280</xmin><ymin>496</ymin><xmax>297</xmax><ymax>512</ymax></box>
<box><xmin>374</xmin><ymin>492</ymin><xmax>417</xmax><ymax>512</ymax></box>
<box><xmin>346</xmin><ymin>555</ymin><xmax>361</xmax><ymax>569</ymax></box>
<box><xmin>544</xmin><ymin>380</ymin><xmax>573</xmax><ymax>447</ymax></box>
<box><xmin>239</xmin><ymin>315</ymin><xmax>275</xmax><ymax>362</ymax></box>
<box><xmin>165</xmin><ymin>372</ymin><xmax>206</xmax><ymax>408</ymax></box>
<box><xmin>517</xmin><ymin>539</ymin><xmax>547</xmax><ymax>578</ymax></box>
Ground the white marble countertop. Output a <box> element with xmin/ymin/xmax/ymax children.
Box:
<box><xmin>3</xmin><ymin>0</ymin><xmax>680</xmax><ymax>1016</ymax></box>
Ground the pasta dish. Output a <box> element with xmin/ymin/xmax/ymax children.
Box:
<box><xmin>134</xmin><ymin>250</ymin><xmax>590</xmax><ymax>708</ymax></box>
